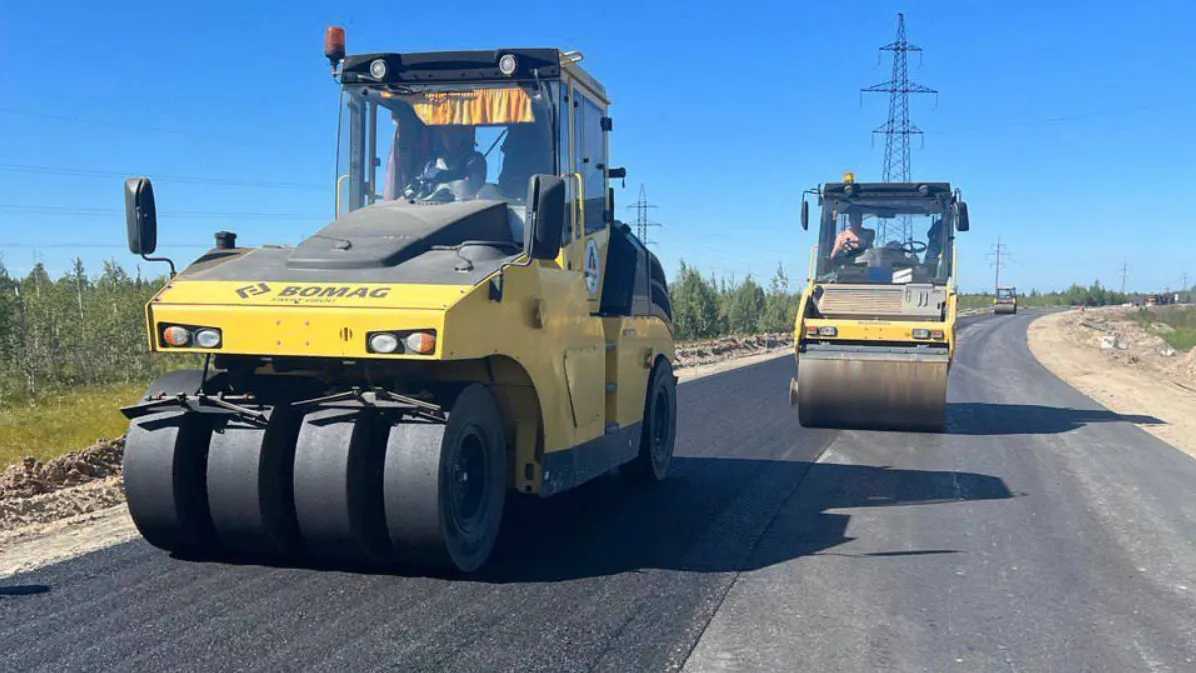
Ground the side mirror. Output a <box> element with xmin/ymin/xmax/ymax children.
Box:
<box><xmin>125</xmin><ymin>178</ymin><xmax>158</xmax><ymax>255</ymax></box>
<box><xmin>608</xmin><ymin>167</ymin><xmax>627</xmax><ymax>180</ymax></box>
<box><xmin>800</xmin><ymin>200</ymin><xmax>809</xmax><ymax>231</ymax></box>
<box><xmin>956</xmin><ymin>201</ymin><xmax>970</xmax><ymax>232</ymax></box>
<box><xmin>525</xmin><ymin>174</ymin><xmax>566</xmax><ymax>260</ymax></box>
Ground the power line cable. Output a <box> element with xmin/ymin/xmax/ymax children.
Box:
<box><xmin>0</xmin><ymin>107</ymin><xmax>283</xmax><ymax>148</ymax></box>
<box><xmin>0</xmin><ymin>204</ymin><xmax>324</xmax><ymax>221</ymax></box>
<box><xmin>0</xmin><ymin>162</ymin><xmax>324</xmax><ymax>190</ymax></box>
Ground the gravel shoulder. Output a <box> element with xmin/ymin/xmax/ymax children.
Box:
<box><xmin>1027</xmin><ymin>307</ymin><xmax>1196</xmax><ymax>460</ymax></box>
<box><xmin>0</xmin><ymin>337</ymin><xmax>792</xmax><ymax>579</ymax></box>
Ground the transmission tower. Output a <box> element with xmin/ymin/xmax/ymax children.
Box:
<box><xmin>987</xmin><ymin>236</ymin><xmax>1009</xmax><ymax>293</ymax></box>
<box><xmin>628</xmin><ymin>184</ymin><xmax>661</xmax><ymax>246</ymax></box>
<box><xmin>862</xmin><ymin>12</ymin><xmax>937</xmax><ymax>242</ymax></box>
<box><xmin>1119</xmin><ymin>261</ymin><xmax>1129</xmax><ymax>295</ymax></box>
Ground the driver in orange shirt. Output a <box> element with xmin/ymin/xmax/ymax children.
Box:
<box><xmin>830</xmin><ymin>212</ymin><xmax>876</xmax><ymax>261</ymax></box>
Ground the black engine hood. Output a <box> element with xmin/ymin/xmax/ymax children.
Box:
<box><xmin>287</xmin><ymin>199</ymin><xmax>515</xmax><ymax>271</ymax></box>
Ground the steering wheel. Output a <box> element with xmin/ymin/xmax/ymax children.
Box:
<box><xmin>901</xmin><ymin>240</ymin><xmax>927</xmax><ymax>254</ymax></box>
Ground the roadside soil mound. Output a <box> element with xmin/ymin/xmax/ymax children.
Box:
<box><xmin>0</xmin><ymin>437</ymin><xmax>124</xmax><ymax>501</ymax></box>
<box><xmin>675</xmin><ymin>333</ymin><xmax>792</xmax><ymax>368</ymax></box>
<box><xmin>1028</xmin><ymin>308</ymin><xmax>1196</xmax><ymax>461</ymax></box>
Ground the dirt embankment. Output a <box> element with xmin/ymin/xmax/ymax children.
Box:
<box><xmin>0</xmin><ymin>333</ymin><xmax>793</xmax><ymax>577</ymax></box>
<box><xmin>1028</xmin><ymin>307</ymin><xmax>1196</xmax><ymax>459</ymax></box>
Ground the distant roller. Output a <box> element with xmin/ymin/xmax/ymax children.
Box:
<box><xmin>789</xmin><ymin>174</ymin><xmax>971</xmax><ymax>433</ymax></box>
<box><xmin>993</xmin><ymin>286</ymin><xmax>1018</xmax><ymax>314</ymax></box>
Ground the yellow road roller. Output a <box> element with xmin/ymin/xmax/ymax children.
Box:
<box><xmin>993</xmin><ymin>286</ymin><xmax>1017</xmax><ymax>314</ymax></box>
<box><xmin>118</xmin><ymin>31</ymin><xmax>677</xmax><ymax>574</ymax></box>
<box><xmin>789</xmin><ymin>174</ymin><xmax>971</xmax><ymax>432</ymax></box>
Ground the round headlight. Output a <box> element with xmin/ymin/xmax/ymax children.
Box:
<box><xmin>163</xmin><ymin>325</ymin><xmax>190</xmax><ymax>347</ymax></box>
<box><xmin>370</xmin><ymin>58</ymin><xmax>388</xmax><ymax>80</ymax></box>
<box><xmin>498</xmin><ymin>54</ymin><xmax>517</xmax><ymax>76</ymax></box>
<box><xmin>194</xmin><ymin>328</ymin><xmax>222</xmax><ymax>349</ymax></box>
<box><xmin>369</xmin><ymin>332</ymin><xmax>400</xmax><ymax>354</ymax></box>
<box><xmin>404</xmin><ymin>331</ymin><xmax>436</xmax><ymax>355</ymax></box>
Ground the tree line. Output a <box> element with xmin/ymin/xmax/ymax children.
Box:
<box><xmin>0</xmin><ymin>256</ymin><xmax>801</xmax><ymax>401</ymax></box>
<box><xmin>669</xmin><ymin>260</ymin><xmax>800</xmax><ymax>341</ymax></box>
<box><xmin>0</xmin><ymin>256</ymin><xmax>1177</xmax><ymax>403</ymax></box>
<box><xmin>956</xmin><ymin>281</ymin><xmax>1141</xmax><ymax>309</ymax></box>
<box><xmin>0</xmin><ymin>260</ymin><xmax>186</xmax><ymax>403</ymax></box>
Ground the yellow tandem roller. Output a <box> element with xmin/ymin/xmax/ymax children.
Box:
<box><xmin>993</xmin><ymin>286</ymin><xmax>1018</xmax><ymax>314</ymax></box>
<box><xmin>789</xmin><ymin>174</ymin><xmax>971</xmax><ymax>432</ymax></box>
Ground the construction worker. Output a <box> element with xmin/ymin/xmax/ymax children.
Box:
<box><xmin>830</xmin><ymin>212</ymin><xmax>876</xmax><ymax>261</ymax></box>
<box><xmin>405</xmin><ymin>125</ymin><xmax>487</xmax><ymax>200</ymax></box>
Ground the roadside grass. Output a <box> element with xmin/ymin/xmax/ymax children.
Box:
<box><xmin>1163</xmin><ymin>328</ymin><xmax>1196</xmax><ymax>352</ymax></box>
<box><xmin>0</xmin><ymin>383</ymin><xmax>144</xmax><ymax>468</ymax></box>
<box><xmin>1127</xmin><ymin>306</ymin><xmax>1196</xmax><ymax>351</ymax></box>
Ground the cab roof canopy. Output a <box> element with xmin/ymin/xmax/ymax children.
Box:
<box><xmin>341</xmin><ymin>48</ymin><xmax>607</xmax><ymax>101</ymax></box>
<box><xmin>822</xmin><ymin>181</ymin><xmax>953</xmax><ymax>198</ymax></box>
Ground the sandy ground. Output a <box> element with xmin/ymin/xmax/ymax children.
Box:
<box><xmin>1027</xmin><ymin>308</ymin><xmax>1196</xmax><ymax>460</ymax></box>
<box><xmin>0</xmin><ymin>486</ymin><xmax>137</xmax><ymax>577</ymax></box>
<box><xmin>0</xmin><ymin>341</ymin><xmax>792</xmax><ymax>579</ymax></box>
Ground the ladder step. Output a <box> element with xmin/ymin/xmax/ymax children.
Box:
<box><xmin>605</xmin><ymin>382</ymin><xmax>617</xmax><ymax>392</ymax></box>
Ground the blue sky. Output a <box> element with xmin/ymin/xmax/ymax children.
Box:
<box><xmin>1</xmin><ymin>0</ymin><xmax>1194</xmax><ymax>293</ymax></box>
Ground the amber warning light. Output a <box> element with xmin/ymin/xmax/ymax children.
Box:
<box><xmin>325</xmin><ymin>26</ymin><xmax>346</xmax><ymax>74</ymax></box>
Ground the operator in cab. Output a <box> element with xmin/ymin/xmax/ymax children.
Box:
<box><xmin>830</xmin><ymin>212</ymin><xmax>876</xmax><ymax>261</ymax></box>
<box><xmin>404</xmin><ymin>125</ymin><xmax>488</xmax><ymax>201</ymax></box>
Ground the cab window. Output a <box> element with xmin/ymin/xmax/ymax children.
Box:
<box><xmin>580</xmin><ymin>95</ymin><xmax>607</xmax><ymax>233</ymax></box>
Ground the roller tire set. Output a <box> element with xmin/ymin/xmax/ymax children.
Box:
<box><xmin>122</xmin><ymin>376</ymin><xmax>511</xmax><ymax>575</ymax></box>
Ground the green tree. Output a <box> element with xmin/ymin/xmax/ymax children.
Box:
<box><xmin>726</xmin><ymin>275</ymin><xmax>766</xmax><ymax>334</ymax></box>
<box><xmin>762</xmin><ymin>262</ymin><xmax>797</xmax><ymax>333</ymax></box>
<box><xmin>670</xmin><ymin>260</ymin><xmax>722</xmax><ymax>340</ymax></box>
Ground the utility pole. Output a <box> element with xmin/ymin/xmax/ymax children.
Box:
<box><xmin>1119</xmin><ymin>261</ymin><xmax>1129</xmax><ymax>295</ymax></box>
<box><xmin>628</xmin><ymin>184</ymin><xmax>661</xmax><ymax>246</ymax></box>
<box><xmin>862</xmin><ymin>12</ymin><xmax>937</xmax><ymax>242</ymax></box>
<box><xmin>987</xmin><ymin>236</ymin><xmax>1008</xmax><ymax>293</ymax></box>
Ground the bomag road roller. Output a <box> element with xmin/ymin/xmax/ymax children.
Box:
<box><xmin>788</xmin><ymin>173</ymin><xmax>971</xmax><ymax>432</ymax></box>
<box><xmin>993</xmin><ymin>286</ymin><xmax>1017</xmax><ymax>314</ymax></box>
<box><xmin>117</xmin><ymin>29</ymin><xmax>677</xmax><ymax>574</ymax></box>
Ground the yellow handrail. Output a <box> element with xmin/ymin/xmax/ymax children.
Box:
<box><xmin>335</xmin><ymin>174</ymin><xmax>349</xmax><ymax>217</ymax></box>
<box><xmin>562</xmin><ymin>172</ymin><xmax>585</xmax><ymax>239</ymax></box>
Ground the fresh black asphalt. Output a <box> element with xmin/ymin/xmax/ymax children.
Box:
<box><xmin>3</xmin><ymin>311</ymin><xmax>1194</xmax><ymax>672</ymax></box>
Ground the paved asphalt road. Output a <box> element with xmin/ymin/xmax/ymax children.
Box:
<box><xmin>2</xmin><ymin>312</ymin><xmax>1195</xmax><ymax>672</ymax></box>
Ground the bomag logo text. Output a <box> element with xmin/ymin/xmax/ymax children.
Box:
<box><xmin>276</xmin><ymin>285</ymin><xmax>391</xmax><ymax>299</ymax></box>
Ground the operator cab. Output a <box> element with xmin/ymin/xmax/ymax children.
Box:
<box><xmin>806</xmin><ymin>178</ymin><xmax>965</xmax><ymax>286</ymax></box>
<box><xmin>332</xmin><ymin>46</ymin><xmax>615</xmax><ymax>251</ymax></box>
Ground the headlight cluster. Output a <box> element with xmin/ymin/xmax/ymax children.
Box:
<box><xmin>366</xmin><ymin>330</ymin><xmax>437</xmax><ymax>355</ymax></box>
<box><xmin>161</xmin><ymin>324</ymin><xmax>222</xmax><ymax>349</ymax></box>
<box><xmin>912</xmin><ymin>329</ymin><xmax>946</xmax><ymax>340</ymax></box>
<box><xmin>805</xmin><ymin>325</ymin><xmax>838</xmax><ymax>337</ymax></box>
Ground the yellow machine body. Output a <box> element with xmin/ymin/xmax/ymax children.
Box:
<box><xmin>119</xmin><ymin>45</ymin><xmax>677</xmax><ymax>574</ymax></box>
<box><xmin>145</xmin><ymin>254</ymin><xmax>675</xmax><ymax>496</ymax></box>
<box><xmin>790</xmin><ymin>178</ymin><xmax>969</xmax><ymax>432</ymax></box>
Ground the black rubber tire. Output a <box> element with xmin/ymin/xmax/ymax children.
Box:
<box><xmin>292</xmin><ymin>409</ymin><xmax>393</xmax><ymax>567</ymax></box>
<box><xmin>205</xmin><ymin>409</ymin><xmax>303</xmax><ymax>558</ymax></box>
<box><xmin>123</xmin><ymin>410</ymin><xmax>219</xmax><ymax>557</ymax></box>
<box><xmin>383</xmin><ymin>384</ymin><xmax>507</xmax><ymax>574</ymax></box>
<box><xmin>140</xmin><ymin>368</ymin><xmax>224</xmax><ymax>399</ymax></box>
<box><xmin>622</xmin><ymin>358</ymin><xmax>677</xmax><ymax>484</ymax></box>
